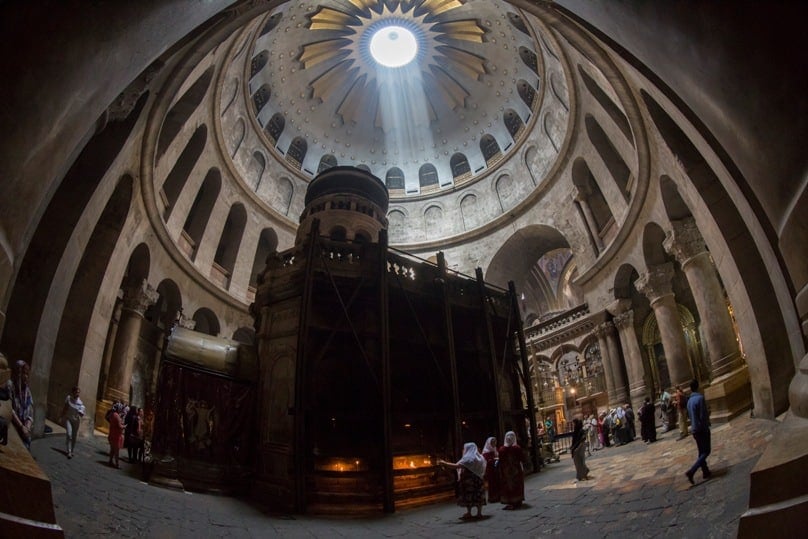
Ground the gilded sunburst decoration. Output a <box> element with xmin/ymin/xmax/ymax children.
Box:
<box><xmin>301</xmin><ymin>0</ymin><xmax>487</xmax><ymax>127</ymax></box>
<box><xmin>248</xmin><ymin>0</ymin><xmax>548</xmax><ymax>196</ymax></box>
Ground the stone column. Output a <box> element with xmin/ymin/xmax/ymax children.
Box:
<box><xmin>612</xmin><ymin>308</ymin><xmax>648</xmax><ymax>410</ymax></box>
<box><xmin>593</xmin><ymin>324</ymin><xmax>617</xmax><ymax>405</ymax></box>
<box><xmin>602</xmin><ymin>321</ymin><xmax>629</xmax><ymax>405</ymax></box>
<box><xmin>574</xmin><ymin>187</ymin><xmax>605</xmax><ymax>251</ymax></box>
<box><xmin>103</xmin><ymin>279</ymin><xmax>158</xmax><ymax>404</ymax></box>
<box><xmin>636</xmin><ymin>263</ymin><xmax>693</xmax><ymax>388</ymax></box>
<box><xmin>664</xmin><ymin>218</ymin><xmax>743</xmax><ymax>378</ymax></box>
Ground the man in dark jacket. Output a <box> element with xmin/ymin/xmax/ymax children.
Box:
<box><xmin>685</xmin><ymin>379</ymin><xmax>711</xmax><ymax>485</ymax></box>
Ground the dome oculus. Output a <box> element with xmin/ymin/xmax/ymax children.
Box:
<box><xmin>369</xmin><ymin>25</ymin><xmax>418</xmax><ymax>68</ymax></box>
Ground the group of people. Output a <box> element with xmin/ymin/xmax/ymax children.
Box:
<box><xmin>438</xmin><ymin>430</ymin><xmax>526</xmax><ymax>520</ymax></box>
<box><xmin>2</xmin><ymin>357</ymin><xmax>87</xmax><ymax>458</ymax></box>
<box><xmin>3</xmin><ymin>356</ymin><xmax>152</xmax><ymax>469</ymax></box>
<box><xmin>572</xmin><ymin>405</ymin><xmax>637</xmax><ymax>452</ymax></box>
<box><xmin>105</xmin><ymin>401</ymin><xmax>149</xmax><ymax>468</ymax></box>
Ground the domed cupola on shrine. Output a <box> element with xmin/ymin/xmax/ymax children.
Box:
<box><xmin>295</xmin><ymin>166</ymin><xmax>390</xmax><ymax>245</ymax></box>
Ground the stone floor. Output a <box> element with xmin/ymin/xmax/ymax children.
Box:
<box><xmin>31</xmin><ymin>413</ymin><xmax>777</xmax><ymax>538</ymax></box>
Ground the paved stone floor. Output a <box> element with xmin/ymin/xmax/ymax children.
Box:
<box><xmin>31</xmin><ymin>414</ymin><xmax>777</xmax><ymax>538</ymax></box>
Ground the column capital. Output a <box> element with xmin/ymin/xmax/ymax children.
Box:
<box><xmin>594</xmin><ymin>321</ymin><xmax>616</xmax><ymax>337</ymax></box>
<box><xmin>122</xmin><ymin>279</ymin><xmax>159</xmax><ymax>316</ymax></box>
<box><xmin>636</xmin><ymin>263</ymin><xmax>675</xmax><ymax>303</ymax></box>
<box><xmin>613</xmin><ymin>309</ymin><xmax>635</xmax><ymax>331</ymax></box>
<box><xmin>606</xmin><ymin>298</ymin><xmax>632</xmax><ymax>317</ymax></box>
<box><xmin>664</xmin><ymin>217</ymin><xmax>708</xmax><ymax>265</ymax></box>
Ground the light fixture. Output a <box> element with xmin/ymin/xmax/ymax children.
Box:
<box><xmin>369</xmin><ymin>25</ymin><xmax>418</xmax><ymax>68</ymax></box>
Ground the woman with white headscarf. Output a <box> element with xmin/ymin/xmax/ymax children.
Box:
<box><xmin>497</xmin><ymin>431</ymin><xmax>525</xmax><ymax>509</ymax></box>
<box><xmin>438</xmin><ymin>442</ymin><xmax>487</xmax><ymax>520</ymax></box>
<box><xmin>482</xmin><ymin>436</ymin><xmax>500</xmax><ymax>503</ymax></box>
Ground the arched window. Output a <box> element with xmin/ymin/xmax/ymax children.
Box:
<box><xmin>572</xmin><ymin>157</ymin><xmax>615</xmax><ymax>252</ymax></box>
<box><xmin>386</xmin><ymin>167</ymin><xmax>405</xmax><ymax>190</ymax></box>
<box><xmin>250</xmin><ymin>50</ymin><xmax>269</xmax><ymax>79</ymax></box>
<box><xmin>317</xmin><ymin>154</ymin><xmax>337</xmax><ymax>174</ymax></box>
<box><xmin>286</xmin><ymin>137</ymin><xmax>307</xmax><ymax>170</ymax></box>
<box><xmin>418</xmin><ymin>163</ymin><xmax>439</xmax><ymax>189</ymax></box>
<box><xmin>480</xmin><ymin>134</ymin><xmax>502</xmax><ymax>166</ymax></box>
<box><xmin>518</xmin><ymin>79</ymin><xmax>537</xmax><ymax>109</ymax></box>
<box><xmin>250</xmin><ymin>228</ymin><xmax>278</xmax><ymax>288</ymax></box>
<box><xmin>192</xmin><ymin>308</ymin><xmax>220</xmax><ymax>336</ymax></box>
<box><xmin>265</xmin><ymin>112</ymin><xmax>285</xmax><ymax>144</ymax></box>
<box><xmin>450</xmin><ymin>153</ymin><xmax>471</xmax><ymax>181</ymax></box>
<box><xmin>504</xmin><ymin>109</ymin><xmax>524</xmax><ymax>139</ymax></box>
<box><xmin>157</xmin><ymin>66</ymin><xmax>214</xmax><ymax>159</ymax></box>
<box><xmin>356</xmin><ymin>164</ymin><xmax>371</xmax><ymax>173</ymax></box>
<box><xmin>213</xmin><ymin>204</ymin><xmax>247</xmax><ymax>286</ymax></box>
<box><xmin>578</xmin><ymin>66</ymin><xmax>632</xmax><ymax>143</ymax></box>
<box><xmin>162</xmin><ymin>124</ymin><xmax>206</xmax><ymax>219</ymax></box>
<box><xmin>259</xmin><ymin>12</ymin><xmax>283</xmax><ymax>37</ymax></box>
<box><xmin>508</xmin><ymin>12</ymin><xmax>530</xmax><ymax>35</ymax></box>
<box><xmin>585</xmin><ymin>115</ymin><xmax>631</xmax><ymax>200</ymax></box>
<box><xmin>519</xmin><ymin>46</ymin><xmax>539</xmax><ymax>75</ymax></box>
<box><xmin>252</xmin><ymin>84</ymin><xmax>271</xmax><ymax>115</ymax></box>
<box><xmin>182</xmin><ymin>168</ymin><xmax>220</xmax><ymax>258</ymax></box>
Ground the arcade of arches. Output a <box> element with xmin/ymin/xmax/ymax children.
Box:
<box><xmin>0</xmin><ymin>0</ymin><xmax>806</xmax><ymax>534</ymax></box>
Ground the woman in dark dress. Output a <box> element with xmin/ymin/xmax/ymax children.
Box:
<box><xmin>439</xmin><ymin>442</ymin><xmax>487</xmax><ymax>520</ymax></box>
<box><xmin>497</xmin><ymin>431</ymin><xmax>525</xmax><ymax>509</ymax></box>
<box><xmin>124</xmin><ymin>405</ymin><xmax>143</xmax><ymax>463</ymax></box>
<box><xmin>639</xmin><ymin>397</ymin><xmax>657</xmax><ymax>443</ymax></box>
<box><xmin>482</xmin><ymin>436</ymin><xmax>500</xmax><ymax>503</ymax></box>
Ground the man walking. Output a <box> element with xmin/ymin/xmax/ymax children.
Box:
<box><xmin>685</xmin><ymin>379</ymin><xmax>711</xmax><ymax>485</ymax></box>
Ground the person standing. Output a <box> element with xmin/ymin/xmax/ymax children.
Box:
<box><xmin>624</xmin><ymin>403</ymin><xmax>636</xmax><ymax>442</ymax></box>
<box><xmin>685</xmin><ymin>379</ymin><xmax>711</xmax><ymax>484</ymax></box>
<box><xmin>124</xmin><ymin>406</ymin><xmax>143</xmax><ymax>463</ymax></box>
<box><xmin>587</xmin><ymin>414</ymin><xmax>600</xmax><ymax>451</ymax></box>
<box><xmin>482</xmin><ymin>436</ymin><xmax>500</xmax><ymax>503</ymax></box>
<box><xmin>438</xmin><ymin>442</ymin><xmax>487</xmax><ymax>520</ymax></box>
<box><xmin>107</xmin><ymin>402</ymin><xmax>125</xmax><ymax>468</ymax></box>
<box><xmin>613</xmin><ymin>406</ymin><xmax>627</xmax><ymax>445</ymax></box>
<box><xmin>497</xmin><ymin>431</ymin><xmax>525</xmax><ymax>509</ymax></box>
<box><xmin>639</xmin><ymin>397</ymin><xmax>657</xmax><ymax>443</ymax></box>
<box><xmin>570</xmin><ymin>418</ymin><xmax>591</xmax><ymax>481</ymax></box>
<box><xmin>7</xmin><ymin>360</ymin><xmax>34</xmax><ymax>449</ymax></box>
<box><xmin>660</xmin><ymin>388</ymin><xmax>673</xmax><ymax>432</ymax></box>
<box><xmin>60</xmin><ymin>386</ymin><xmax>85</xmax><ymax>458</ymax></box>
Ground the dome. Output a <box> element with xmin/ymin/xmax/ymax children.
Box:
<box><xmin>303</xmin><ymin>166</ymin><xmax>389</xmax><ymax>212</ymax></box>
<box><xmin>234</xmin><ymin>0</ymin><xmax>568</xmax><ymax>209</ymax></box>
<box><xmin>216</xmin><ymin>0</ymin><xmax>571</xmax><ymax>246</ymax></box>
<box><xmin>245</xmin><ymin>0</ymin><xmax>558</xmax><ymax>200</ymax></box>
